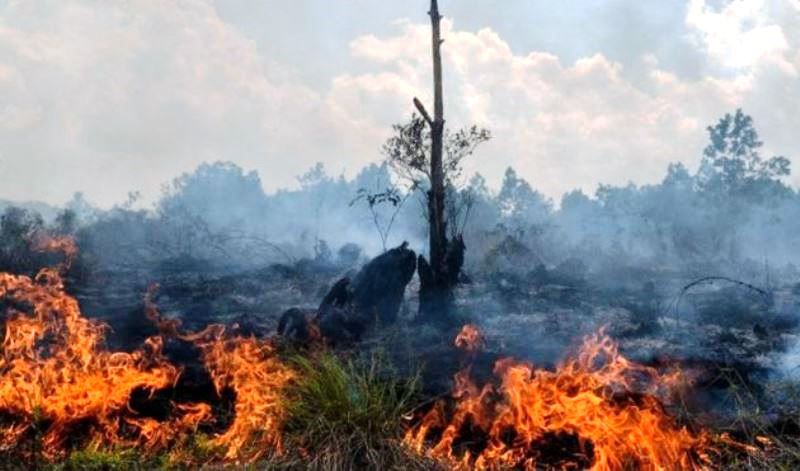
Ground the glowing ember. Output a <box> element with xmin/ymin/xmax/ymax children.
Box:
<box><xmin>406</xmin><ymin>325</ymin><xmax>712</xmax><ymax>470</ymax></box>
<box><xmin>0</xmin><ymin>236</ymin><xmax>294</xmax><ymax>463</ymax></box>
<box><xmin>454</xmin><ymin>324</ymin><xmax>484</xmax><ymax>353</ymax></box>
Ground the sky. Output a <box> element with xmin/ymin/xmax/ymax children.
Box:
<box><xmin>0</xmin><ymin>0</ymin><xmax>798</xmax><ymax>207</ymax></box>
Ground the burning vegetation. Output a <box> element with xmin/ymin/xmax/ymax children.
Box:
<box><xmin>0</xmin><ymin>237</ymin><xmax>780</xmax><ymax>469</ymax></box>
<box><xmin>1</xmin><ymin>3</ymin><xmax>798</xmax><ymax>469</ymax></box>
<box><xmin>0</xmin><ymin>236</ymin><xmax>295</xmax><ymax>464</ymax></box>
<box><xmin>406</xmin><ymin>325</ymin><xmax>711</xmax><ymax>470</ymax></box>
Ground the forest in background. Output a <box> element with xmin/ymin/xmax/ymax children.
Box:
<box><xmin>1</xmin><ymin>109</ymin><xmax>795</xmax><ymax>292</ymax></box>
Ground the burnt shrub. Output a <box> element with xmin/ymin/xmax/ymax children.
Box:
<box><xmin>0</xmin><ymin>207</ymin><xmax>48</xmax><ymax>275</ymax></box>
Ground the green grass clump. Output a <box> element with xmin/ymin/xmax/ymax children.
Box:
<box><xmin>52</xmin><ymin>448</ymin><xmax>145</xmax><ymax>470</ymax></box>
<box><xmin>278</xmin><ymin>350</ymin><xmax>435</xmax><ymax>470</ymax></box>
<box><xmin>161</xmin><ymin>432</ymin><xmax>224</xmax><ymax>468</ymax></box>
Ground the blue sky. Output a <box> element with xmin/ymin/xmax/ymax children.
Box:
<box><xmin>0</xmin><ymin>0</ymin><xmax>797</xmax><ymax>207</ymax></box>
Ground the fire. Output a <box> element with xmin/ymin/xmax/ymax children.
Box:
<box><xmin>406</xmin><ymin>325</ymin><xmax>712</xmax><ymax>470</ymax></box>
<box><xmin>170</xmin><ymin>325</ymin><xmax>294</xmax><ymax>463</ymax></box>
<box><xmin>454</xmin><ymin>324</ymin><xmax>484</xmax><ymax>353</ymax></box>
<box><xmin>143</xmin><ymin>289</ymin><xmax>296</xmax><ymax>463</ymax></box>
<box><xmin>0</xmin><ymin>236</ymin><xmax>294</xmax><ymax>463</ymax></box>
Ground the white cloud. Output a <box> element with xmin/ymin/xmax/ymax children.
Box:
<box><xmin>0</xmin><ymin>0</ymin><xmax>367</xmax><ymax>206</ymax></box>
<box><xmin>327</xmin><ymin>19</ymin><xmax>749</xmax><ymax>199</ymax></box>
<box><xmin>0</xmin><ymin>0</ymin><xmax>797</xmax><ymax>207</ymax></box>
<box><xmin>686</xmin><ymin>0</ymin><xmax>790</xmax><ymax>70</ymax></box>
<box><xmin>326</xmin><ymin>1</ymin><xmax>800</xmax><ymax>198</ymax></box>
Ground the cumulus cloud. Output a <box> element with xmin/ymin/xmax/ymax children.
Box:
<box><xmin>0</xmin><ymin>0</ymin><xmax>365</xmax><ymax>206</ymax></box>
<box><xmin>686</xmin><ymin>0</ymin><xmax>790</xmax><ymax>70</ymax></box>
<box><xmin>0</xmin><ymin>0</ymin><xmax>797</xmax><ymax>206</ymax></box>
<box><xmin>327</xmin><ymin>1</ymin><xmax>800</xmax><ymax>199</ymax></box>
<box><xmin>330</xmin><ymin>21</ymin><xmax>726</xmax><ymax>198</ymax></box>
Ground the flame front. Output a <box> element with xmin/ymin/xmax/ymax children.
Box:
<box><xmin>0</xmin><ymin>237</ymin><xmax>294</xmax><ymax>463</ymax></box>
<box><xmin>192</xmin><ymin>330</ymin><xmax>295</xmax><ymax>462</ymax></box>
<box><xmin>406</xmin><ymin>326</ymin><xmax>712</xmax><ymax>470</ymax></box>
<box><xmin>0</xmin><ymin>238</ymin><xmax>720</xmax><ymax>467</ymax></box>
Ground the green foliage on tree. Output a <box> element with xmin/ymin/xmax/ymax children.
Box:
<box><xmin>382</xmin><ymin>114</ymin><xmax>491</xmax><ymax>190</ymax></box>
<box><xmin>697</xmin><ymin>109</ymin><xmax>790</xmax><ymax>202</ymax></box>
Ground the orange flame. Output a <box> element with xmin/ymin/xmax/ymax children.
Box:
<box><xmin>0</xmin><ymin>236</ymin><xmax>294</xmax><ymax>463</ymax></box>
<box><xmin>31</xmin><ymin>235</ymin><xmax>78</xmax><ymax>265</ymax></box>
<box><xmin>455</xmin><ymin>324</ymin><xmax>484</xmax><ymax>353</ymax></box>
<box><xmin>185</xmin><ymin>327</ymin><xmax>295</xmax><ymax>462</ymax></box>
<box><xmin>143</xmin><ymin>288</ymin><xmax>296</xmax><ymax>463</ymax></box>
<box><xmin>406</xmin><ymin>326</ymin><xmax>712</xmax><ymax>470</ymax></box>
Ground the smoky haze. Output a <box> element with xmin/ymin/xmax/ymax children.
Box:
<box><xmin>3</xmin><ymin>3</ymin><xmax>800</xmax><ymax>468</ymax></box>
<box><xmin>5</xmin><ymin>107</ymin><xmax>793</xmax><ymax>293</ymax></box>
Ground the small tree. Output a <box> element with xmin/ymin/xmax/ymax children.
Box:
<box><xmin>697</xmin><ymin>109</ymin><xmax>790</xmax><ymax>202</ymax></box>
<box><xmin>350</xmin><ymin>185</ymin><xmax>411</xmax><ymax>252</ymax></box>
<box><xmin>383</xmin><ymin>114</ymin><xmax>490</xmax><ymax>322</ymax></box>
<box><xmin>497</xmin><ymin>167</ymin><xmax>552</xmax><ymax>235</ymax></box>
<box><xmin>384</xmin><ymin>115</ymin><xmax>490</xmax><ymax>231</ymax></box>
<box><xmin>384</xmin><ymin>115</ymin><xmax>491</xmax><ymax>191</ymax></box>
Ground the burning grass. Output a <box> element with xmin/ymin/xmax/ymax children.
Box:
<box><xmin>0</xmin><ymin>236</ymin><xmax>793</xmax><ymax>469</ymax></box>
<box><xmin>405</xmin><ymin>325</ymin><xmax>714</xmax><ymax>470</ymax></box>
<box><xmin>0</xmin><ymin>236</ymin><xmax>295</xmax><ymax>465</ymax></box>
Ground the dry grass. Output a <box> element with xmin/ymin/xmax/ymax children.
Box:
<box><xmin>700</xmin><ymin>367</ymin><xmax>800</xmax><ymax>470</ymax></box>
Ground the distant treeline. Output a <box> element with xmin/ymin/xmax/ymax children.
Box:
<box><xmin>1</xmin><ymin>109</ymin><xmax>797</xmax><ymax>284</ymax></box>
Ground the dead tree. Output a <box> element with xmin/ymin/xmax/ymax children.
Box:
<box><xmin>413</xmin><ymin>0</ymin><xmax>457</xmax><ymax>325</ymax></box>
<box><xmin>381</xmin><ymin>1</ymin><xmax>489</xmax><ymax>325</ymax></box>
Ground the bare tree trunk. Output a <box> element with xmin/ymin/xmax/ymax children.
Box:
<box><xmin>429</xmin><ymin>0</ymin><xmax>446</xmax><ymax>284</ymax></box>
<box><xmin>413</xmin><ymin>0</ymin><xmax>463</xmax><ymax>325</ymax></box>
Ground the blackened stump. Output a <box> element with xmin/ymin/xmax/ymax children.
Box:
<box><xmin>416</xmin><ymin>235</ymin><xmax>465</xmax><ymax>326</ymax></box>
<box><xmin>278</xmin><ymin>242</ymin><xmax>416</xmax><ymax>344</ymax></box>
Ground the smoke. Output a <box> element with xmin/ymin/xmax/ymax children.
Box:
<box><xmin>4</xmin><ymin>107</ymin><xmax>799</xmax><ymax>379</ymax></box>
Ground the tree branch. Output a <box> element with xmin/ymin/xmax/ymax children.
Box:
<box><xmin>413</xmin><ymin>97</ymin><xmax>434</xmax><ymax>126</ymax></box>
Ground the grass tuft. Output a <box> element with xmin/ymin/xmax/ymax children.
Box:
<box><xmin>276</xmin><ymin>350</ymin><xmax>436</xmax><ymax>470</ymax></box>
<box><xmin>51</xmin><ymin>448</ymin><xmax>145</xmax><ymax>471</ymax></box>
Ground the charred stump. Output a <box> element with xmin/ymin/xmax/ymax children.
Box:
<box><xmin>278</xmin><ymin>242</ymin><xmax>416</xmax><ymax>345</ymax></box>
<box><xmin>417</xmin><ymin>234</ymin><xmax>465</xmax><ymax>326</ymax></box>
